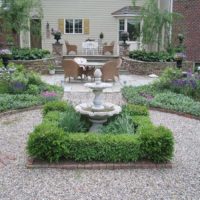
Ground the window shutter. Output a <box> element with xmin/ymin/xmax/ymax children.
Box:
<box><xmin>58</xmin><ymin>19</ymin><xmax>64</xmax><ymax>33</ymax></box>
<box><xmin>84</xmin><ymin>19</ymin><xmax>90</xmax><ymax>34</ymax></box>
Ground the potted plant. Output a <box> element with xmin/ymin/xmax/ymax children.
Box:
<box><xmin>48</xmin><ymin>64</ymin><xmax>55</xmax><ymax>75</ymax></box>
<box><xmin>0</xmin><ymin>49</ymin><xmax>12</xmax><ymax>69</ymax></box>
<box><xmin>121</xmin><ymin>31</ymin><xmax>129</xmax><ymax>44</ymax></box>
<box><xmin>51</xmin><ymin>29</ymin><xmax>62</xmax><ymax>44</ymax></box>
<box><xmin>99</xmin><ymin>32</ymin><xmax>104</xmax><ymax>40</ymax></box>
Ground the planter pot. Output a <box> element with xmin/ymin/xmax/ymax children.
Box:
<box><xmin>2</xmin><ymin>57</ymin><xmax>10</xmax><ymax>68</ymax></box>
<box><xmin>49</xmin><ymin>69</ymin><xmax>55</xmax><ymax>75</ymax></box>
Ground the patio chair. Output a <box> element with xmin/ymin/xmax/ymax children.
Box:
<box><xmin>65</xmin><ymin>41</ymin><xmax>78</xmax><ymax>55</ymax></box>
<box><xmin>62</xmin><ymin>59</ymin><xmax>84</xmax><ymax>82</ymax></box>
<box><xmin>101</xmin><ymin>58</ymin><xmax>122</xmax><ymax>82</ymax></box>
<box><xmin>102</xmin><ymin>41</ymin><xmax>115</xmax><ymax>55</ymax></box>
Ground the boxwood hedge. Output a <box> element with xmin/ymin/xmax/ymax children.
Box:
<box><xmin>27</xmin><ymin>102</ymin><xmax>174</xmax><ymax>163</ymax></box>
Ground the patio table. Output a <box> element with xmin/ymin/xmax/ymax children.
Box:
<box><xmin>82</xmin><ymin>42</ymin><xmax>98</xmax><ymax>55</ymax></box>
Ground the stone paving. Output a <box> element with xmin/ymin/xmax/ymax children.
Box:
<box><xmin>41</xmin><ymin>74</ymin><xmax>155</xmax><ymax>93</ymax></box>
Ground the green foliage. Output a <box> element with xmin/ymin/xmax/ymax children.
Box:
<box><xmin>137</xmin><ymin>0</ymin><xmax>180</xmax><ymax>52</ymax></box>
<box><xmin>129</xmin><ymin>50</ymin><xmax>175</xmax><ymax>62</ymax></box>
<box><xmin>100</xmin><ymin>114</ymin><xmax>135</xmax><ymax>134</ymax></box>
<box><xmin>151</xmin><ymin>92</ymin><xmax>200</xmax><ymax>116</ymax></box>
<box><xmin>27</xmin><ymin>102</ymin><xmax>175</xmax><ymax>163</ymax></box>
<box><xmin>11</xmin><ymin>48</ymin><xmax>50</xmax><ymax>60</ymax></box>
<box><xmin>0</xmin><ymin>80</ymin><xmax>10</xmax><ymax>94</ymax></box>
<box><xmin>58</xmin><ymin>106</ymin><xmax>87</xmax><ymax>133</ymax></box>
<box><xmin>122</xmin><ymin>85</ymin><xmax>200</xmax><ymax>116</ymax></box>
<box><xmin>43</xmin><ymin>111</ymin><xmax>62</xmax><ymax>125</ymax></box>
<box><xmin>27</xmin><ymin>123</ymin><xmax>68</xmax><ymax>163</ymax></box>
<box><xmin>27</xmin><ymin>71</ymin><xmax>44</xmax><ymax>86</ymax></box>
<box><xmin>67</xmin><ymin>134</ymin><xmax>140</xmax><ymax>162</ymax></box>
<box><xmin>122</xmin><ymin>104</ymin><xmax>149</xmax><ymax>116</ymax></box>
<box><xmin>26</xmin><ymin>84</ymin><xmax>40</xmax><ymax>95</ymax></box>
<box><xmin>43</xmin><ymin>101</ymin><xmax>68</xmax><ymax>116</ymax></box>
<box><xmin>139</xmin><ymin>126</ymin><xmax>174</xmax><ymax>163</ymax></box>
<box><xmin>0</xmin><ymin>0</ymin><xmax>42</xmax><ymax>36</ymax></box>
<box><xmin>153</xmin><ymin>67</ymin><xmax>182</xmax><ymax>89</ymax></box>
<box><xmin>0</xmin><ymin>94</ymin><xmax>44</xmax><ymax>112</ymax></box>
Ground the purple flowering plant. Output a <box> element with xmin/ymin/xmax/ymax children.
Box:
<box><xmin>170</xmin><ymin>70</ymin><xmax>200</xmax><ymax>99</ymax></box>
<box><xmin>41</xmin><ymin>91</ymin><xmax>58</xmax><ymax>102</ymax></box>
<box><xmin>0</xmin><ymin>49</ymin><xmax>12</xmax><ymax>58</ymax></box>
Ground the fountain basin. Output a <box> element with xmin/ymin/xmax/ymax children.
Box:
<box><xmin>75</xmin><ymin>102</ymin><xmax>121</xmax><ymax>132</ymax></box>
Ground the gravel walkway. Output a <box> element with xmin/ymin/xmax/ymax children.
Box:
<box><xmin>0</xmin><ymin>95</ymin><xmax>200</xmax><ymax>199</ymax></box>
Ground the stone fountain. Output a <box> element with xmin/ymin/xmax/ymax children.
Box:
<box><xmin>75</xmin><ymin>69</ymin><xmax>121</xmax><ymax>132</ymax></box>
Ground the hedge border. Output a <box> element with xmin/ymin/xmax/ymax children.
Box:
<box><xmin>27</xmin><ymin>157</ymin><xmax>173</xmax><ymax>170</ymax></box>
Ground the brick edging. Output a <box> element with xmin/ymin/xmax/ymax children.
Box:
<box><xmin>26</xmin><ymin>158</ymin><xmax>173</xmax><ymax>170</ymax></box>
<box><xmin>0</xmin><ymin>106</ymin><xmax>43</xmax><ymax>118</ymax></box>
<box><xmin>149</xmin><ymin>107</ymin><xmax>200</xmax><ymax>121</ymax></box>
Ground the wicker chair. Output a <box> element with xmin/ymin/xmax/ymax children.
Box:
<box><xmin>102</xmin><ymin>41</ymin><xmax>115</xmax><ymax>55</ymax></box>
<box><xmin>101</xmin><ymin>58</ymin><xmax>122</xmax><ymax>82</ymax></box>
<box><xmin>62</xmin><ymin>59</ymin><xmax>84</xmax><ymax>82</ymax></box>
<box><xmin>65</xmin><ymin>41</ymin><xmax>78</xmax><ymax>55</ymax></box>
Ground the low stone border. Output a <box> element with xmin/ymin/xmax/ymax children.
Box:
<box><xmin>122</xmin><ymin>57</ymin><xmax>194</xmax><ymax>75</ymax></box>
<box><xmin>11</xmin><ymin>57</ymin><xmax>56</xmax><ymax>74</ymax></box>
<box><xmin>149</xmin><ymin>107</ymin><xmax>200</xmax><ymax>121</ymax></box>
<box><xmin>27</xmin><ymin>158</ymin><xmax>173</xmax><ymax>170</ymax></box>
<box><xmin>0</xmin><ymin>106</ymin><xmax>43</xmax><ymax>118</ymax></box>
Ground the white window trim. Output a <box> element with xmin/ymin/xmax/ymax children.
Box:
<box><xmin>64</xmin><ymin>19</ymin><xmax>84</xmax><ymax>35</ymax></box>
<box><xmin>118</xmin><ymin>18</ymin><xmax>141</xmax><ymax>42</ymax></box>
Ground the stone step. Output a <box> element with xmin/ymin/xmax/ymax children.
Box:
<box><xmin>55</xmin><ymin>67</ymin><xmax>129</xmax><ymax>75</ymax></box>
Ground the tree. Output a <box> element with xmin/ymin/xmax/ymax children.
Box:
<box><xmin>133</xmin><ymin>0</ymin><xmax>180</xmax><ymax>52</ymax></box>
<box><xmin>0</xmin><ymin>0</ymin><xmax>42</xmax><ymax>46</ymax></box>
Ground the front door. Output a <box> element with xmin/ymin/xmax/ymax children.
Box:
<box><xmin>30</xmin><ymin>19</ymin><xmax>42</xmax><ymax>48</ymax></box>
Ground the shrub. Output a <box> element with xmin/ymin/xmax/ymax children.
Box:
<box><xmin>43</xmin><ymin>111</ymin><xmax>61</xmax><ymax>125</ymax></box>
<box><xmin>27</xmin><ymin>123</ymin><xmax>68</xmax><ymax>162</ymax></box>
<box><xmin>26</xmin><ymin>84</ymin><xmax>40</xmax><ymax>95</ymax></box>
<box><xmin>58</xmin><ymin>106</ymin><xmax>87</xmax><ymax>133</ymax></box>
<box><xmin>67</xmin><ymin>134</ymin><xmax>141</xmax><ymax>162</ymax></box>
<box><xmin>100</xmin><ymin>113</ymin><xmax>135</xmax><ymax>134</ymax></box>
<box><xmin>27</xmin><ymin>71</ymin><xmax>44</xmax><ymax>86</ymax></box>
<box><xmin>43</xmin><ymin>101</ymin><xmax>68</xmax><ymax>116</ymax></box>
<box><xmin>139</xmin><ymin>126</ymin><xmax>174</xmax><ymax>163</ymax></box>
<box><xmin>122</xmin><ymin>104</ymin><xmax>149</xmax><ymax>116</ymax></box>
<box><xmin>0</xmin><ymin>80</ymin><xmax>10</xmax><ymax>94</ymax></box>
<box><xmin>11</xmin><ymin>48</ymin><xmax>50</xmax><ymax>60</ymax></box>
<box><xmin>153</xmin><ymin>67</ymin><xmax>182</xmax><ymax>89</ymax></box>
<box><xmin>129</xmin><ymin>50</ymin><xmax>174</xmax><ymax>62</ymax></box>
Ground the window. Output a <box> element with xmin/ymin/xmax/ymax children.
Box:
<box><xmin>65</xmin><ymin>19</ymin><xmax>83</xmax><ymax>34</ymax></box>
<box><xmin>119</xmin><ymin>18</ymin><xmax>140</xmax><ymax>41</ymax></box>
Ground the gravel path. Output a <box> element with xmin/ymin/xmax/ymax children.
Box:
<box><xmin>0</xmin><ymin>98</ymin><xmax>200</xmax><ymax>199</ymax></box>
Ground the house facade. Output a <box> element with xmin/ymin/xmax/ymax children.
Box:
<box><xmin>173</xmin><ymin>0</ymin><xmax>200</xmax><ymax>62</ymax></box>
<box><xmin>20</xmin><ymin>0</ymin><xmax>172</xmax><ymax>55</ymax></box>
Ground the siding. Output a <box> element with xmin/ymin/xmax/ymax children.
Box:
<box><xmin>41</xmin><ymin>0</ymin><xmax>144</xmax><ymax>54</ymax></box>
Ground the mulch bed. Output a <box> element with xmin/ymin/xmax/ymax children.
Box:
<box><xmin>27</xmin><ymin>158</ymin><xmax>173</xmax><ymax>170</ymax></box>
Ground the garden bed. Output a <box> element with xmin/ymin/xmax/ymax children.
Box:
<box><xmin>0</xmin><ymin>64</ymin><xmax>63</xmax><ymax>112</ymax></box>
<box><xmin>122</xmin><ymin>67</ymin><xmax>200</xmax><ymax>117</ymax></box>
<box><xmin>27</xmin><ymin>101</ymin><xmax>174</xmax><ymax>165</ymax></box>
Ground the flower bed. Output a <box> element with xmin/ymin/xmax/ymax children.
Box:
<box><xmin>10</xmin><ymin>48</ymin><xmax>55</xmax><ymax>74</ymax></box>
<box><xmin>27</xmin><ymin>101</ymin><xmax>174</xmax><ymax>164</ymax></box>
<box><xmin>122</xmin><ymin>67</ymin><xmax>200</xmax><ymax>117</ymax></box>
<box><xmin>0</xmin><ymin>64</ymin><xmax>63</xmax><ymax>112</ymax></box>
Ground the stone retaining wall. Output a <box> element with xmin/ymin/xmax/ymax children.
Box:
<box><xmin>122</xmin><ymin>57</ymin><xmax>194</xmax><ymax>75</ymax></box>
<box><xmin>11</xmin><ymin>57</ymin><xmax>56</xmax><ymax>74</ymax></box>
